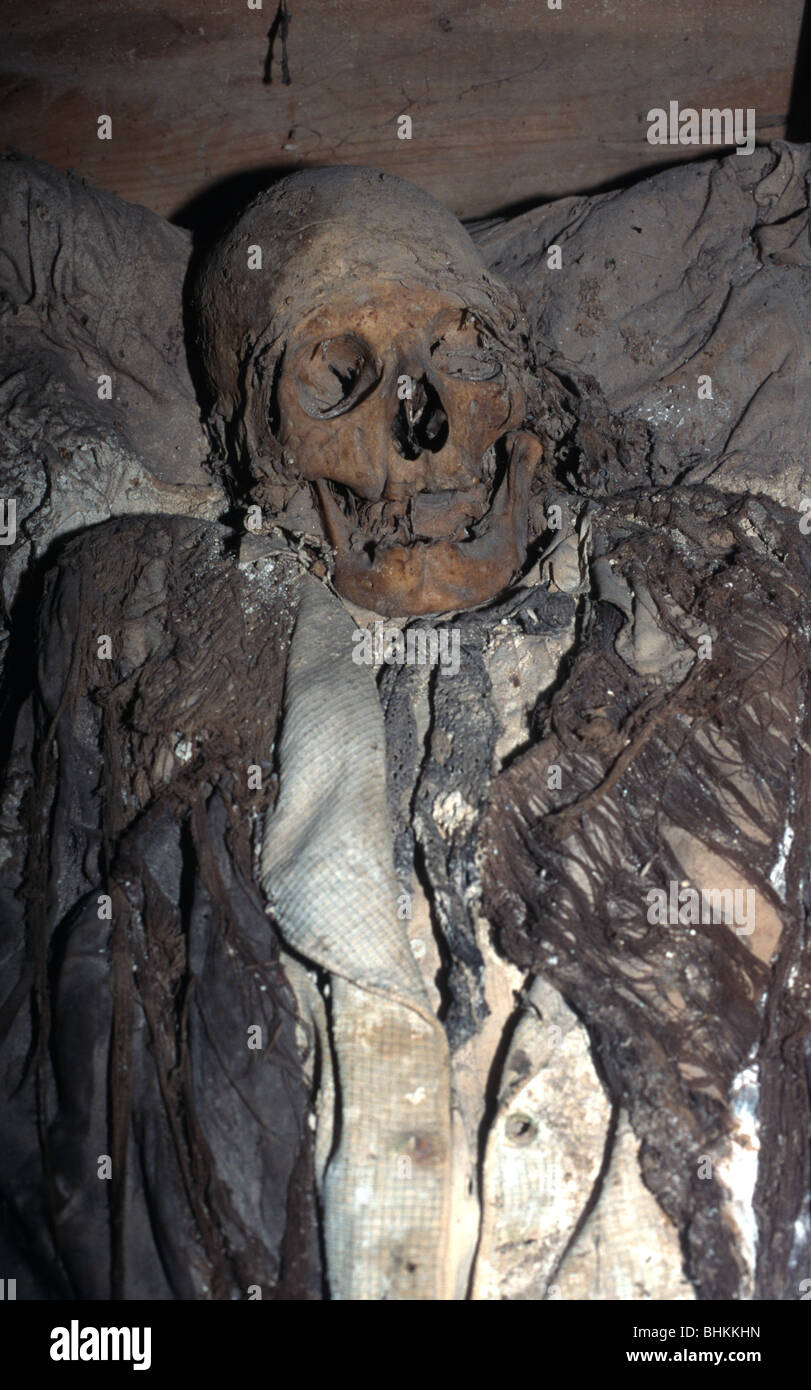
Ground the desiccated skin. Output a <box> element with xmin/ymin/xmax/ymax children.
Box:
<box><xmin>195</xmin><ymin>167</ymin><xmax>544</xmax><ymax>616</ymax></box>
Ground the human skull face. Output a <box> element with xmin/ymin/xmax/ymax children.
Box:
<box><xmin>276</xmin><ymin>279</ymin><xmax>541</xmax><ymax>616</ymax></box>
<box><xmin>196</xmin><ymin>168</ymin><xmax>542</xmax><ymax>616</ymax></box>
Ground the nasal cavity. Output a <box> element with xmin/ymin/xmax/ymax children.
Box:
<box><xmin>392</xmin><ymin>376</ymin><xmax>449</xmax><ymax>459</ymax></box>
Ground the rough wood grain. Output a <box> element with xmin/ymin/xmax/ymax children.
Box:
<box><xmin>1</xmin><ymin>0</ymin><xmax>803</xmax><ymax>222</ymax></box>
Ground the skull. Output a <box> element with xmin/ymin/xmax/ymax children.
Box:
<box><xmin>196</xmin><ymin>167</ymin><xmax>543</xmax><ymax>616</ymax></box>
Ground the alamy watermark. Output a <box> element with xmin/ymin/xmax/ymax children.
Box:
<box><xmin>50</xmin><ymin>1321</ymin><xmax>151</xmax><ymax>1370</ymax></box>
<box><xmin>647</xmin><ymin>103</ymin><xmax>756</xmax><ymax>156</ymax></box>
<box><xmin>646</xmin><ymin>881</ymin><xmax>755</xmax><ymax>936</ymax></box>
<box><xmin>352</xmin><ymin>622</ymin><xmax>460</xmax><ymax>676</ymax></box>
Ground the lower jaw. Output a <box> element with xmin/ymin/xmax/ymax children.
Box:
<box><xmin>320</xmin><ymin>430</ymin><xmax>539</xmax><ymax>616</ymax></box>
<box><xmin>333</xmin><ymin>527</ymin><xmax>525</xmax><ymax>617</ymax></box>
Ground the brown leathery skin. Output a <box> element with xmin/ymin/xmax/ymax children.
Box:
<box><xmin>195</xmin><ymin>167</ymin><xmax>544</xmax><ymax>619</ymax></box>
<box><xmin>332</xmin><ymin>431</ymin><xmax>541</xmax><ymax>615</ymax></box>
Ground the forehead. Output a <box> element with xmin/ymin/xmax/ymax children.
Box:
<box><xmin>286</xmin><ymin>281</ymin><xmax>490</xmax><ymax>341</ymax></box>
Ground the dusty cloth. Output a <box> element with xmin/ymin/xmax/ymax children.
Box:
<box><xmin>475</xmin><ymin>141</ymin><xmax>811</xmax><ymax>509</ymax></box>
<box><xmin>480</xmin><ymin>489</ymin><xmax>809</xmax><ymax>1300</ymax></box>
<box><xmin>0</xmin><ymin>515</ymin><xmax>321</xmax><ymax>1298</ymax></box>
<box><xmin>0</xmin><ymin>152</ymin><xmax>223</xmax><ymax>634</ymax></box>
<box><xmin>261</xmin><ymin>577</ymin><xmax>454</xmax><ymax>1299</ymax></box>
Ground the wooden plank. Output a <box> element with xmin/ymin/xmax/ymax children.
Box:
<box><xmin>1</xmin><ymin>0</ymin><xmax>803</xmax><ymax>221</ymax></box>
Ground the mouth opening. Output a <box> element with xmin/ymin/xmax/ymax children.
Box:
<box><xmin>311</xmin><ymin>436</ymin><xmax>511</xmax><ymax>560</ymax></box>
<box><xmin>313</xmin><ymin>466</ymin><xmax>503</xmax><ymax>559</ymax></box>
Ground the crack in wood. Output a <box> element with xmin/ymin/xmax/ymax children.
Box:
<box><xmin>264</xmin><ymin>0</ymin><xmax>292</xmax><ymax>86</ymax></box>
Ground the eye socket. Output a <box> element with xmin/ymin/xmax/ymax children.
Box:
<box><xmin>293</xmin><ymin>334</ymin><xmax>379</xmax><ymax>418</ymax></box>
<box><xmin>430</xmin><ymin>309</ymin><xmax>503</xmax><ymax>382</ymax></box>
